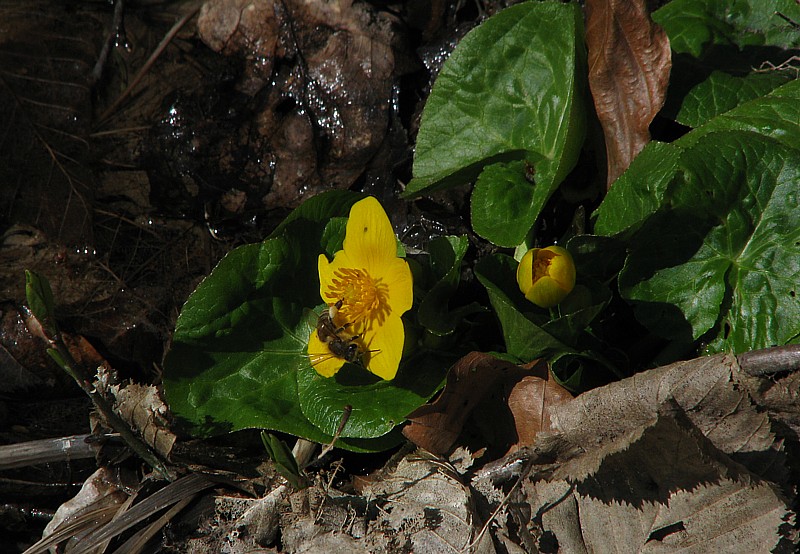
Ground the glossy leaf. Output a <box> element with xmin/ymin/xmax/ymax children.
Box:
<box><xmin>595</xmin><ymin>79</ymin><xmax>800</xmax><ymax>237</ymax></box>
<box><xmin>296</xmin><ymin>351</ymin><xmax>447</xmax><ymax>438</ymax></box>
<box><xmin>653</xmin><ymin>0</ymin><xmax>800</xmax><ymax>58</ymax></box>
<box><xmin>682</xmin><ymin>79</ymin><xmax>800</xmax><ymax>151</ymax></box>
<box><xmin>676</xmin><ymin>71</ymin><xmax>792</xmax><ymax>128</ymax></box>
<box><xmin>474</xmin><ymin>254</ymin><xmax>573</xmax><ymax>362</ymax></box>
<box><xmin>470</xmin><ymin>161</ymin><xmax>540</xmax><ymax>247</ymax></box>
<box><xmin>417</xmin><ymin>235</ymin><xmax>482</xmax><ymax>335</ymax></box>
<box><xmin>162</xmin><ymin>192</ymin><xmax>440</xmax><ymax>451</ymax></box>
<box><xmin>593</xmin><ymin>141</ymin><xmax>682</xmax><ymax>236</ymax></box>
<box><xmin>619</xmin><ymin>132</ymin><xmax>800</xmax><ymax>352</ymax></box>
<box><xmin>405</xmin><ymin>2</ymin><xmax>586</xmax><ymax>237</ymax></box>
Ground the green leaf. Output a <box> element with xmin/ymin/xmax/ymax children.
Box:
<box><xmin>320</xmin><ymin>217</ymin><xmax>348</xmax><ymax>258</ymax></box>
<box><xmin>162</xmin><ymin>192</ymin><xmax>440</xmax><ymax>451</ymax></box>
<box><xmin>268</xmin><ymin>190</ymin><xmax>363</xmax><ymax>240</ymax></box>
<box><xmin>593</xmin><ymin>141</ymin><xmax>683</xmax><ymax>237</ymax></box>
<box><xmin>619</xmin><ymin>131</ymin><xmax>800</xmax><ymax>352</ymax></box>
<box><xmin>542</xmin><ymin>284</ymin><xmax>611</xmax><ymax>343</ymax></box>
<box><xmin>296</xmin><ymin>351</ymin><xmax>447</xmax><ymax>438</ymax></box>
<box><xmin>24</xmin><ymin>269</ymin><xmax>57</xmax><ymax>336</ymax></box>
<box><xmin>470</xmin><ymin>161</ymin><xmax>538</xmax><ymax>247</ymax></box>
<box><xmin>474</xmin><ymin>254</ymin><xmax>573</xmax><ymax>361</ymax></box>
<box><xmin>261</xmin><ymin>432</ymin><xmax>306</xmax><ymax>489</ymax></box>
<box><xmin>676</xmin><ymin>71</ymin><xmax>793</xmax><ymax>128</ymax></box>
<box><xmin>566</xmin><ymin>234</ymin><xmax>627</xmax><ymax>282</ymax></box>
<box><xmin>47</xmin><ymin>348</ymin><xmax>70</xmax><ymax>373</ymax></box>
<box><xmin>595</xmin><ymin>80</ymin><xmax>800</xmax><ymax>238</ymax></box>
<box><xmin>162</xmin><ymin>237</ymin><xmax>328</xmax><ymax>440</ymax></box>
<box><xmin>653</xmin><ymin>0</ymin><xmax>800</xmax><ymax>58</ymax></box>
<box><xmin>680</xmin><ymin>79</ymin><xmax>800</xmax><ymax>152</ymax></box>
<box><xmin>417</xmin><ymin>235</ymin><xmax>482</xmax><ymax>335</ymax></box>
<box><xmin>405</xmin><ymin>1</ymin><xmax>586</xmax><ymax>226</ymax></box>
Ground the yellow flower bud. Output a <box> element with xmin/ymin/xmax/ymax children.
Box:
<box><xmin>516</xmin><ymin>246</ymin><xmax>576</xmax><ymax>308</ymax></box>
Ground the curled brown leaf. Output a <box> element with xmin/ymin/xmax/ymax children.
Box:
<box><xmin>585</xmin><ymin>0</ymin><xmax>671</xmax><ymax>187</ymax></box>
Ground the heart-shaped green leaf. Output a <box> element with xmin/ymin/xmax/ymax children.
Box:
<box><xmin>619</xmin><ymin>131</ymin><xmax>800</xmax><ymax>352</ymax></box>
<box><xmin>405</xmin><ymin>2</ymin><xmax>586</xmax><ymax>244</ymax></box>
<box><xmin>162</xmin><ymin>191</ymin><xmax>443</xmax><ymax>451</ymax></box>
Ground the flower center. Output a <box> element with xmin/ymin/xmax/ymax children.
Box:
<box><xmin>324</xmin><ymin>267</ymin><xmax>390</xmax><ymax>331</ymax></box>
<box><xmin>532</xmin><ymin>251</ymin><xmax>556</xmax><ymax>282</ymax></box>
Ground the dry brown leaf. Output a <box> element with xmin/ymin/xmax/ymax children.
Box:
<box><xmin>541</xmin><ymin>353</ymin><xmax>786</xmax><ymax>484</ymax></box>
<box><xmin>403</xmin><ymin>352</ymin><xmax>555</xmax><ymax>456</ymax></box>
<box><xmin>357</xmin><ymin>453</ymin><xmax>496</xmax><ymax>554</ymax></box>
<box><xmin>110</xmin><ymin>382</ymin><xmax>177</xmax><ymax>460</ymax></box>
<box><xmin>585</xmin><ymin>0</ymin><xmax>671</xmax><ymax>187</ymax></box>
<box><xmin>25</xmin><ymin>467</ymin><xmax>136</xmax><ymax>554</ymax></box>
<box><xmin>507</xmin><ymin>369</ymin><xmax>573</xmax><ymax>452</ymax></box>
<box><xmin>403</xmin><ymin>352</ymin><xmax>512</xmax><ymax>455</ymax></box>
<box><xmin>524</xmin><ymin>405</ymin><xmax>793</xmax><ymax>552</ymax></box>
<box><xmin>470</xmin><ymin>353</ymin><xmax>797</xmax><ymax>552</ymax></box>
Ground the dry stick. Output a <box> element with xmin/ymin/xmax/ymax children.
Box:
<box><xmin>97</xmin><ymin>4</ymin><xmax>201</xmax><ymax>123</ymax></box>
<box><xmin>318</xmin><ymin>404</ymin><xmax>353</xmax><ymax>461</ymax></box>
<box><xmin>738</xmin><ymin>344</ymin><xmax>800</xmax><ymax>377</ymax></box>
<box><xmin>463</xmin><ymin>459</ymin><xmax>535</xmax><ymax>553</ymax></box>
<box><xmin>91</xmin><ymin>0</ymin><xmax>126</xmax><ymax>85</ymax></box>
<box><xmin>49</xmin><ymin>334</ymin><xmax>174</xmax><ymax>481</ymax></box>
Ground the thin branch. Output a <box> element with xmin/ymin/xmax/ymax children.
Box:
<box><xmin>738</xmin><ymin>345</ymin><xmax>800</xmax><ymax>377</ymax></box>
<box><xmin>98</xmin><ymin>3</ymin><xmax>201</xmax><ymax>123</ymax></box>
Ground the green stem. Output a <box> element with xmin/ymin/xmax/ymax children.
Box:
<box><xmin>50</xmin><ymin>335</ymin><xmax>174</xmax><ymax>481</ymax></box>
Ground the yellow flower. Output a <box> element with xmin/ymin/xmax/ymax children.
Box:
<box><xmin>307</xmin><ymin>197</ymin><xmax>413</xmax><ymax>380</ymax></box>
<box><xmin>516</xmin><ymin>246</ymin><xmax>576</xmax><ymax>308</ymax></box>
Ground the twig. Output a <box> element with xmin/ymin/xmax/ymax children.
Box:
<box><xmin>91</xmin><ymin>0</ymin><xmax>126</xmax><ymax>85</ymax></box>
<box><xmin>48</xmin><ymin>332</ymin><xmax>175</xmax><ymax>481</ymax></box>
<box><xmin>98</xmin><ymin>3</ymin><xmax>201</xmax><ymax>123</ymax></box>
<box><xmin>318</xmin><ymin>405</ymin><xmax>352</xmax><ymax>460</ymax></box>
<box><xmin>738</xmin><ymin>344</ymin><xmax>800</xmax><ymax>377</ymax></box>
<box><xmin>463</xmin><ymin>459</ymin><xmax>535</xmax><ymax>553</ymax></box>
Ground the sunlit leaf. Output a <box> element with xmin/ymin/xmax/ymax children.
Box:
<box><xmin>405</xmin><ymin>2</ymin><xmax>586</xmax><ymax>244</ymax></box>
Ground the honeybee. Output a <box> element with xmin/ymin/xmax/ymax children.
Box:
<box><xmin>315</xmin><ymin>299</ymin><xmax>365</xmax><ymax>364</ymax></box>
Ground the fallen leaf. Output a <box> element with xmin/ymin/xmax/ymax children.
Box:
<box><xmin>32</xmin><ymin>467</ymin><xmax>136</xmax><ymax>554</ymax></box>
<box><xmin>358</xmin><ymin>452</ymin><xmax>495</xmax><ymax>554</ymax></box>
<box><xmin>470</xmin><ymin>352</ymin><xmax>796</xmax><ymax>552</ymax></box>
<box><xmin>542</xmin><ymin>353</ymin><xmax>786</xmax><ymax>484</ymax></box>
<box><xmin>585</xmin><ymin>0</ymin><xmax>671</xmax><ymax>187</ymax></box>
<box><xmin>524</xmin><ymin>404</ymin><xmax>793</xmax><ymax>552</ymax></box>
<box><xmin>404</xmin><ymin>352</ymin><xmax>569</xmax><ymax>457</ymax></box>
<box><xmin>110</xmin><ymin>382</ymin><xmax>177</xmax><ymax>460</ymax></box>
<box><xmin>403</xmin><ymin>352</ymin><xmax>510</xmax><ymax>455</ymax></box>
<box><xmin>507</xmin><ymin>368</ymin><xmax>573</xmax><ymax>452</ymax></box>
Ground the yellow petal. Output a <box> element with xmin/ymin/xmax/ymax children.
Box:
<box><xmin>543</xmin><ymin>246</ymin><xmax>576</xmax><ymax>290</ymax></box>
<box><xmin>307</xmin><ymin>331</ymin><xmax>346</xmax><ymax>378</ymax></box>
<box><xmin>342</xmin><ymin>197</ymin><xmax>398</xmax><ymax>271</ymax></box>
<box><xmin>525</xmin><ymin>276</ymin><xmax>569</xmax><ymax>308</ymax></box>
<box><xmin>362</xmin><ymin>314</ymin><xmax>405</xmax><ymax>380</ymax></box>
<box><xmin>516</xmin><ymin>248</ymin><xmax>537</xmax><ymax>296</ymax></box>
<box><xmin>373</xmin><ymin>256</ymin><xmax>413</xmax><ymax>316</ymax></box>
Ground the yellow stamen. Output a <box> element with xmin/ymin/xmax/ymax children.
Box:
<box><xmin>324</xmin><ymin>268</ymin><xmax>390</xmax><ymax>329</ymax></box>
